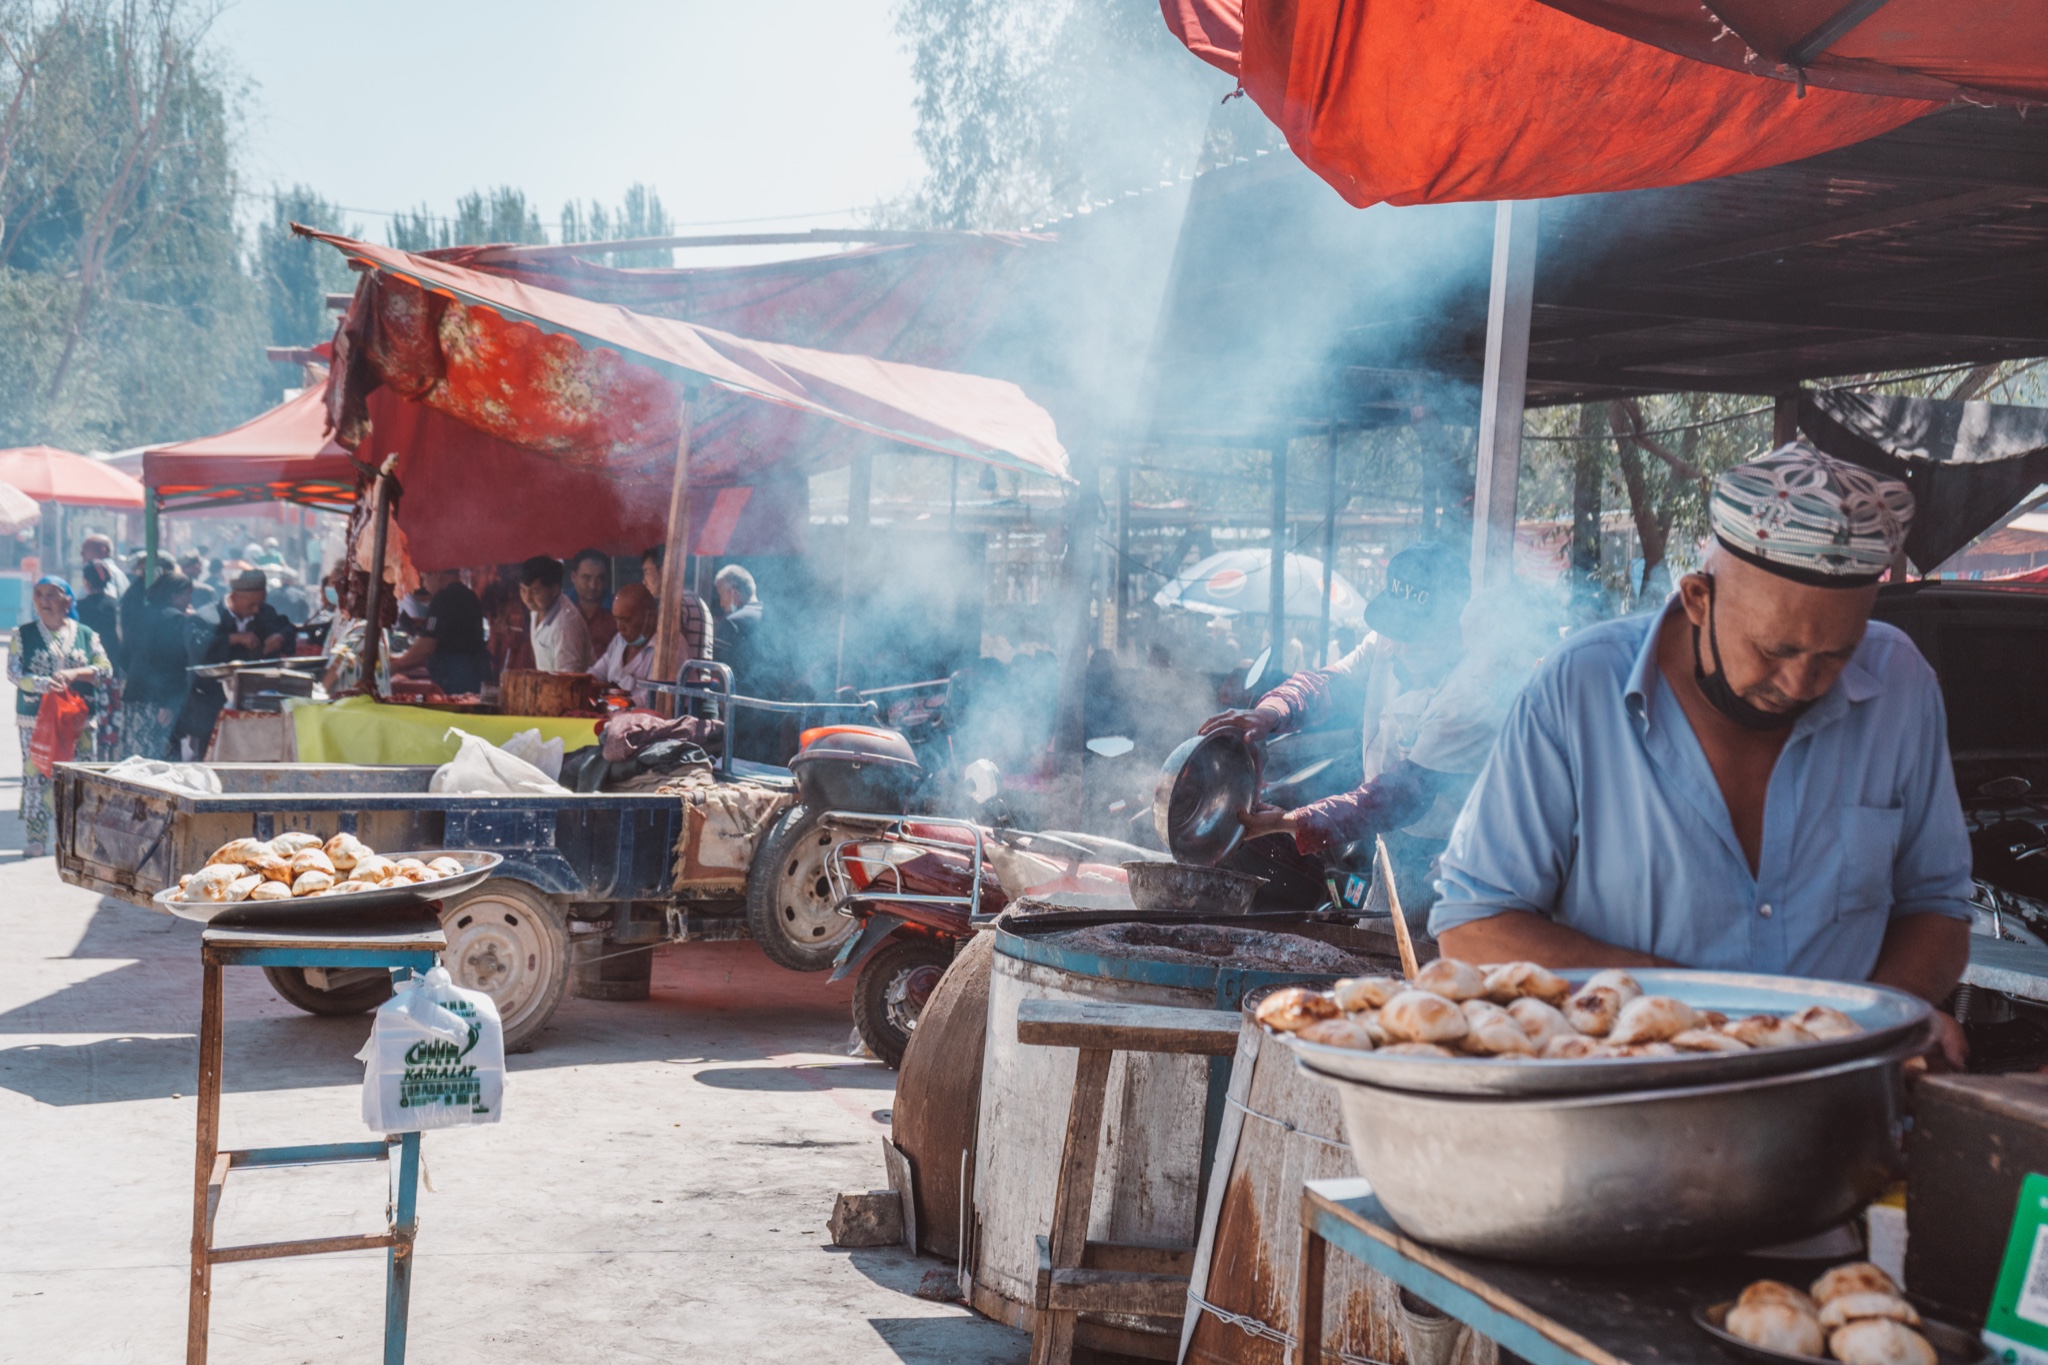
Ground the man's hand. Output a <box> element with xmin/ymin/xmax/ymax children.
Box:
<box><xmin>260</xmin><ymin>632</ymin><xmax>288</xmax><ymax>657</ymax></box>
<box><xmin>1923</xmin><ymin>1011</ymin><xmax>1968</xmax><ymax>1072</ymax></box>
<box><xmin>228</xmin><ymin>631</ymin><xmax>258</xmax><ymax>651</ymax></box>
<box><xmin>1199</xmin><ymin>709</ymin><xmax>1277</xmax><ymax>746</ymax></box>
<box><xmin>1240</xmin><ymin>803</ymin><xmax>1296</xmax><ymax>841</ymax></box>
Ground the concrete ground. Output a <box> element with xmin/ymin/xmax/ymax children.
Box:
<box><xmin>0</xmin><ymin>656</ymin><xmax>1029</xmax><ymax>1363</ymax></box>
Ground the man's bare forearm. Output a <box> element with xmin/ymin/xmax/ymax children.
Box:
<box><xmin>1436</xmin><ymin>910</ymin><xmax>1669</xmax><ymax>969</ymax></box>
<box><xmin>1868</xmin><ymin>912</ymin><xmax>1971</xmax><ymax>1006</ymax></box>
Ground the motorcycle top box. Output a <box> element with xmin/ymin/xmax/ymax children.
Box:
<box><xmin>790</xmin><ymin>726</ymin><xmax>922</xmax><ymax>814</ymax></box>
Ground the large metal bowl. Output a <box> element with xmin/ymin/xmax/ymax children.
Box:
<box><xmin>1121</xmin><ymin>860</ymin><xmax>1265</xmax><ymax>915</ymax></box>
<box><xmin>1311</xmin><ymin>1033</ymin><xmax>1921</xmax><ymax>1263</ymax></box>
<box><xmin>1153</xmin><ymin>730</ymin><xmax>1259</xmax><ymax>865</ymax></box>
<box><xmin>1287</xmin><ymin>968</ymin><xmax>1932</xmax><ymax>1097</ymax></box>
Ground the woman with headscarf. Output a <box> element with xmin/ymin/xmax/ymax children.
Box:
<box><xmin>9</xmin><ymin>576</ymin><xmax>113</xmax><ymax>858</ymax></box>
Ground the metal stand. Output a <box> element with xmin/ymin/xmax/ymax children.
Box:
<box><xmin>187</xmin><ymin>915</ymin><xmax>446</xmax><ymax>1365</ymax></box>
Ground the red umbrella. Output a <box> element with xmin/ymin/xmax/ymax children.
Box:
<box><xmin>0</xmin><ymin>445</ymin><xmax>146</xmax><ymax>508</ymax></box>
<box><xmin>1159</xmin><ymin>0</ymin><xmax>1939</xmax><ymax>208</ymax></box>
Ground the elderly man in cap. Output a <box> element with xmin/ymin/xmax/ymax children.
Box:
<box><xmin>1202</xmin><ymin>540</ymin><xmax>1525</xmax><ymax>917</ymax></box>
<box><xmin>177</xmin><ymin>568</ymin><xmax>294</xmax><ymax>755</ymax></box>
<box><xmin>1432</xmin><ymin>444</ymin><xmax>1973</xmax><ymax>1063</ymax></box>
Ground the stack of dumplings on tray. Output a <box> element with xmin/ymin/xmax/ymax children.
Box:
<box><xmin>1250</xmin><ymin>958</ymin><xmax>1862</xmax><ymax>1060</ymax></box>
<box><xmin>174</xmin><ymin>834</ymin><xmax>466</xmax><ymax>903</ymax></box>
<box><xmin>1727</xmin><ymin>1263</ymin><xmax>1936</xmax><ymax>1365</ymax></box>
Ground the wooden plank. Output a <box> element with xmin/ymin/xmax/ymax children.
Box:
<box><xmin>1080</xmin><ymin>1241</ymin><xmax>1196</xmax><ymax>1277</ymax></box>
<box><xmin>186</xmin><ymin>959</ymin><xmax>223</xmax><ymax>1365</ymax></box>
<box><xmin>1045</xmin><ymin>1268</ymin><xmax>1189</xmax><ymax>1317</ymax></box>
<box><xmin>1296</xmin><ymin>1218</ymin><xmax>1327</xmax><ymax>1365</ymax></box>
<box><xmin>1015</xmin><ymin>999</ymin><xmax>1239</xmax><ymax>1056</ymax></box>
<box><xmin>201</xmin><ymin>924</ymin><xmax>445</xmax><ymax>954</ymax></box>
<box><xmin>651</xmin><ymin>400</ymin><xmax>694</xmax><ymax>713</ymax></box>
<box><xmin>209</xmin><ymin>1232</ymin><xmax>398</xmax><ymax>1264</ymax></box>
<box><xmin>1048</xmin><ymin>1049</ymin><xmax>1114</xmax><ymax>1266</ymax></box>
<box><xmin>1180</xmin><ymin>1020</ymin><xmax>1260</xmax><ymax>1364</ymax></box>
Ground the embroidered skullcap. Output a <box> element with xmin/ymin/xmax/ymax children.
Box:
<box><xmin>1710</xmin><ymin>442</ymin><xmax>1913</xmax><ymax>588</ymax></box>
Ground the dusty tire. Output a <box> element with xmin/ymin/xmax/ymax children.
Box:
<box><xmin>744</xmin><ymin>806</ymin><xmax>857</xmax><ymax>972</ymax></box>
<box><xmin>853</xmin><ymin>937</ymin><xmax>954</xmax><ymax>1070</ymax></box>
<box><xmin>438</xmin><ymin>879</ymin><xmax>570</xmax><ymax>1051</ymax></box>
<box><xmin>261</xmin><ymin>965</ymin><xmax>394</xmax><ymax>1016</ymax></box>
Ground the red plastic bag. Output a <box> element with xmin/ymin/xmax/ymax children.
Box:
<box><xmin>29</xmin><ymin>688</ymin><xmax>90</xmax><ymax>776</ymax></box>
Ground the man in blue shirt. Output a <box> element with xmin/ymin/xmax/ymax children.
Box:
<box><xmin>1431</xmin><ymin>444</ymin><xmax>1973</xmax><ymax>1064</ymax></box>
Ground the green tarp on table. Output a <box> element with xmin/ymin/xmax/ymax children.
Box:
<box><xmin>290</xmin><ymin>695</ymin><xmax>601</xmax><ymax>766</ymax></box>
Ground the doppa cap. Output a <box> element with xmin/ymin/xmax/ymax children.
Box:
<box><xmin>1710</xmin><ymin>442</ymin><xmax>1913</xmax><ymax>588</ymax></box>
<box><xmin>229</xmin><ymin>568</ymin><xmax>268</xmax><ymax>592</ymax></box>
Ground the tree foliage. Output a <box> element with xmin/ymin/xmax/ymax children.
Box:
<box><xmin>0</xmin><ymin>0</ymin><xmax>267</xmax><ymax>449</ymax></box>
<box><xmin>559</xmin><ymin>182</ymin><xmax>674</xmax><ymax>266</ymax></box>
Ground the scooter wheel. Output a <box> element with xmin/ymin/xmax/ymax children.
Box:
<box><xmin>853</xmin><ymin>936</ymin><xmax>955</xmax><ymax>1070</ymax></box>
<box><xmin>745</xmin><ymin>805</ymin><xmax>859</xmax><ymax>971</ymax></box>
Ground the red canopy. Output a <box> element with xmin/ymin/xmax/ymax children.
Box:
<box><xmin>0</xmin><ymin>445</ymin><xmax>145</xmax><ymax>508</ymax></box>
<box><xmin>1541</xmin><ymin>0</ymin><xmax>2048</xmax><ymax>104</ymax></box>
<box><xmin>143</xmin><ymin>387</ymin><xmax>357</xmax><ymax>512</ymax></box>
<box><xmin>1158</xmin><ymin>0</ymin><xmax>1936</xmax><ymax>208</ymax></box>
<box><xmin>307</xmin><ymin>228</ymin><xmax>1069</xmax><ymax>485</ymax></box>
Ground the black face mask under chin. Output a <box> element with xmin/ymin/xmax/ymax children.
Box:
<box><xmin>1690</xmin><ymin>580</ymin><xmax>1813</xmax><ymax>732</ymax></box>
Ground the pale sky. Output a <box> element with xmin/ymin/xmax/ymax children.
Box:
<box><xmin>215</xmin><ymin>0</ymin><xmax>926</xmax><ymax>256</ymax></box>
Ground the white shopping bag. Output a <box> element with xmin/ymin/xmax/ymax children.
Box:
<box><xmin>429</xmin><ymin>726</ymin><xmax>568</xmax><ymax>796</ymax></box>
<box><xmin>357</xmin><ymin>967</ymin><xmax>506</xmax><ymax>1133</ymax></box>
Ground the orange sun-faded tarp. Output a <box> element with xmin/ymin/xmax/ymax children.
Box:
<box><xmin>1160</xmin><ymin>0</ymin><xmax>1938</xmax><ymax>208</ymax></box>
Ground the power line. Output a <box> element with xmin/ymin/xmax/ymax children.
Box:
<box><xmin>234</xmin><ymin>188</ymin><xmax>869</xmax><ymax>236</ymax></box>
<box><xmin>1524</xmin><ymin>406</ymin><xmax>1771</xmax><ymax>443</ymax></box>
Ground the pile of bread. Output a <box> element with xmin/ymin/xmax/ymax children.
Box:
<box><xmin>173</xmin><ymin>834</ymin><xmax>464</xmax><ymax>903</ymax></box>
<box><xmin>1254</xmin><ymin>958</ymin><xmax>1861</xmax><ymax>1058</ymax></box>
<box><xmin>1727</xmin><ymin>1262</ymin><xmax>1934</xmax><ymax>1365</ymax></box>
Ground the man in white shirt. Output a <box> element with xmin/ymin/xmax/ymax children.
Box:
<box><xmin>519</xmin><ymin>555</ymin><xmax>593</xmax><ymax>674</ymax></box>
<box><xmin>587</xmin><ymin>582</ymin><xmax>658</xmax><ymax>708</ymax></box>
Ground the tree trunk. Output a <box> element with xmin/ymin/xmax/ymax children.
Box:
<box><xmin>1569</xmin><ymin>403</ymin><xmax>1602</xmax><ymax>612</ymax></box>
<box><xmin>1609</xmin><ymin>402</ymin><xmax>1666</xmax><ymax>600</ymax></box>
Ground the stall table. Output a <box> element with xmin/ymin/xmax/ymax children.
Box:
<box><xmin>290</xmin><ymin>694</ymin><xmax>603</xmax><ymax>765</ymax></box>
<box><xmin>1299</xmin><ymin>1178</ymin><xmax>1776</xmax><ymax>1365</ymax></box>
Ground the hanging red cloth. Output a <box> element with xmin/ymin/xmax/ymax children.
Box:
<box><xmin>1159</xmin><ymin>0</ymin><xmax>1937</xmax><ymax>208</ymax></box>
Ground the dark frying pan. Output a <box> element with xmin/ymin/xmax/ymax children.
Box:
<box><xmin>1153</xmin><ymin>730</ymin><xmax>1259</xmax><ymax>865</ymax></box>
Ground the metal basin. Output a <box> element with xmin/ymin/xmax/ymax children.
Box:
<box><xmin>1121</xmin><ymin>860</ymin><xmax>1265</xmax><ymax>915</ymax></box>
<box><xmin>1154</xmin><ymin>731</ymin><xmax>1259</xmax><ymax>864</ymax></box>
<box><xmin>1309</xmin><ymin>1035</ymin><xmax>1920</xmax><ymax>1263</ymax></box>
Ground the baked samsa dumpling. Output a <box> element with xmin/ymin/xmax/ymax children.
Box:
<box><xmin>1564</xmin><ymin>986</ymin><xmax>1626</xmax><ymax>1037</ymax></box>
<box><xmin>1458</xmin><ymin>1001</ymin><xmax>1537</xmax><ymax>1056</ymax></box>
<box><xmin>1607</xmin><ymin>995</ymin><xmax>1698</xmax><ymax>1045</ymax></box>
<box><xmin>225</xmin><ymin>874</ymin><xmax>262</xmax><ymax>902</ymax></box>
<box><xmin>1724</xmin><ymin>1014</ymin><xmax>1818</xmax><ymax>1050</ymax></box>
<box><xmin>1506</xmin><ymin>997</ymin><xmax>1576</xmax><ymax>1048</ymax></box>
<box><xmin>1739</xmin><ymin>1279</ymin><xmax>1817</xmax><ymax>1315</ymax></box>
<box><xmin>426</xmin><ymin>856</ymin><xmax>464</xmax><ymax>879</ymax></box>
<box><xmin>1295</xmin><ymin>1018</ymin><xmax>1377</xmax><ymax>1051</ymax></box>
<box><xmin>1584</xmin><ymin>968</ymin><xmax>1644</xmax><ymax>1003</ymax></box>
<box><xmin>244</xmin><ymin>851</ymin><xmax>293</xmax><ymax>884</ymax></box>
<box><xmin>1413</xmin><ymin>957</ymin><xmax>1486</xmax><ymax>1001</ymax></box>
<box><xmin>1330</xmin><ymin>975</ymin><xmax>1404</xmax><ymax>1012</ymax></box>
<box><xmin>248</xmin><ymin>880</ymin><xmax>292</xmax><ymax>901</ymax></box>
<box><xmin>1790</xmin><ymin>1004</ymin><xmax>1861</xmax><ymax>1041</ymax></box>
<box><xmin>1540</xmin><ymin>1034</ymin><xmax>1609</xmax><ymax>1059</ymax></box>
<box><xmin>1810</xmin><ymin>1262</ymin><xmax>1900</xmax><ymax>1306</ymax></box>
<box><xmin>291</xmin><ymin>870</ymin><xmax>334</xmax><ymax>897</ymax></box>
<box><xmin>1818</xmin><ymin>1294</ymin><xmax>1919</xmax><ymax>1330</ymax></box>
<box><xmin>1350</xmin><ymin>1010</ymin><xmax>1390</xmax><ymax>1046</ymax></box>
<box><xmin>186</xmin><ymin>865</ymin><xmax>243</xmax><ymax>901</ymax></box>
<box><xmin>1381</xmin><ymin>990</ymin><xmax>1470</xmax><ymax>1044</ymax></box>
<box><xmin>268</xmin><ymin>831</ymin><xmax>324</xmax><ymax>857</ymax></box>
<box><xmin>1255</xmin><ymin>987</ymin><xmax>1340</xmax><ymax>1033</ymax></box>
<box><xmin>1670</xmin><ymin>1028</ymin><xmax>1749</xmax><ymax>1053</ymax></box>
<box><xmin>206</xmin><ymin>838</ymin><xmax>269</xmax><ymax>867</ymax></box>
<box><xmin>1483</xmin><ymin>961</ymin><xmax>1572</xmax><ymax>1006</ymax></box>
<box><xmin>1726</xmin><ymin>1299</ymin><xmax>1823</xmax><ymax>1357</ymax></box>
<box><xmin>1827</xmin><ymin>1318</ymin><xmax>1935</xmax><ymax>1365</ymax></box>
<box><xmin>324</xmin><ymin>833</ymin><xmax>372</xmax><ymax>872</ymax></box>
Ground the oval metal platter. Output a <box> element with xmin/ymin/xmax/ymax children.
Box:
<box><xmin>152</xmin><ymin>850</ymin><xmax>503</xmax><ymax>925</ymax></box>
<box><xmin>1694</xmin><ymin>1302</ymin><xmax>1992</xmax><ymax>1365</ymax></box>
<box><xmin>1287</xmin><ymin>967</ymin><xmax>1932</xmax><ymax>1098</ymax></box>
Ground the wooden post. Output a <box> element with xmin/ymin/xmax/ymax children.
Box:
<box><xmin>1268</xmin><ymin>438</ymin><xmax>1288</xmax><ymax>680</ymax></box>
<box><xmin>1050</xmin><ymin>443</ymin><xmax>1100</xmax><ymax>826</ymax></box>
<box><xmin>834</xmin><ymin>452</ymin><xmax>874</xmax><ymax>692</ymax></box>
<box><xmin>1471</xmin><ymin>199</ymin><xmax>1539</xmax><ymax>590</ymax></box>
<box><xmin>1112</xmin><ymin>451</ymin><xmax>1132</xmax><ymax>655</ymax></box>
<box><xmin>1773</xmin><ymin>389</ymin><xmax>1802</xmax><ymax>447</ymax></box>
<box><xmin>651</xmin><ymin>401</ymin><xmax>694</xmax><ymax>714</ymax></box>
<box><xmin>357</xmin><ymin>456</ymin><xmax>398</xmax><ymax>693</ymax></box>
<box><xmin>144</xmin><ymin>490</ymin><xmax>160</xmax><ymax>591</ymax></box>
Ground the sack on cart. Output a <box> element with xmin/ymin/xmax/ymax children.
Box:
<box><xmin>357</xmin><ymin>967</ymin><xmax>505</xmax><ymax>1133</ymax></box>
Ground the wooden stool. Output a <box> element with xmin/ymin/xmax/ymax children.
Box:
<box><xmin>1014</xmin><ymin>998</ymin><xmax>1241</xmax><ymax>1365</ymax></box>
<box><xmin>188</xmin><ymin>915</ymin><xmax>446</xmax><ymax>1365</ymax></box>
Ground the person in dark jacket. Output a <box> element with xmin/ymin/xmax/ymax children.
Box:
<box><xmin>76</xmin><ymin>560</ymin><xmax>123</xmax><ymax>671</ymax></box>
<box><xmin>178</xmin><ymin>568</ymin><xmax>292</xmax><ymax>755</ymax></box>
<box><xmin>122</xmin><ymin>572</ymin><xmax>195</xmax><ymax>760</ymax></box>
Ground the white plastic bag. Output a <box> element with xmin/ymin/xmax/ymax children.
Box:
<box><xmin>103</xmin><ymin>756</ymin><xmax>223</xmax><ymax>796</ymax></box>
<box><xmin>357</xmin><ymin>967</ymin><xmax>506</xmax><ymax>1133</ymax></box>
<box><xmin>497</xmin><ymin>727</ymin><xmax>565</xmax><ymax>781</ymax></box>
<box><xmin>428</xmin><ymin>727</ymin><xmax>569</xmax><ymax>796</ymax></box>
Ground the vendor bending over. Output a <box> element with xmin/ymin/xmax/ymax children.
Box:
<box><xmin>1202</xmin><ymin>541</ymin><xmax>1517</xmax><ymax>917</ymax></box>
<box><xmin>1431</xmin><ymin>444</ymin><xmax>1973</xmax><ymax>1065</ymax></box>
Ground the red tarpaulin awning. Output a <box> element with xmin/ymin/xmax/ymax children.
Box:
<box><xmin>0</xmin><ymin>445</ymin><xmax>145</xmax><ymax>508</ymax></box>
<box><xmin>1158</xmin><ymin>0</ymin><xmax>1938</xmax><ymax>208</ymax></box>
<box><xmin>305</xmin><ymin>228</ymin><xmax>1069</xmax><ymax>485</ymax></box>
<box><xmin>143</xmin><ymin>386</ymin><xmax>358</xmax><ymax>512</ymax></box>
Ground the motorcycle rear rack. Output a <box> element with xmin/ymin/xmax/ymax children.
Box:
<box><xmin>819</xmin><ymin>812</ymin><xmax>995</xmax><ymax>926</ymax></box>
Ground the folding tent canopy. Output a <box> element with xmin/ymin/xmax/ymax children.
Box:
<box><xmin>142</xmin><ymin>386</ymin><xmax>356</xmax><ymax>513</ymax></box>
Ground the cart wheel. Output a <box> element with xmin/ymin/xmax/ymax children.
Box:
<box><xmin>853</xmin><ymin>937</ymin><xmax>953</xmax><ymax>1070</ymax></box>
<box><xmin>438</xmin><ymin>879</ymin><xmax>570</xmax><ymax>1052</ymax></box>
<box><xmin>744</xmin><ymin>805</ymin><xmax>858</xmax><ymax>972</ymax></box>
<box><xmin>261</xmin><ymin>965</ymin><xmax>394</xmax><ymax>1016</ymax></box>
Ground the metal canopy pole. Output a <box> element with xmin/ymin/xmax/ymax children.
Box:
<box><xmin>144</xmin><ymin>491</ymin><xmax>161</xmax><ymax>590</ymax></box>
<box><xmin>1471</xmin><ymin>200</ymin><xmax>1540</xmax><ymax>589</ymax></box>
<box><xmin>1113</xmin><ymin>451</ymin><xmax>1132</xmax><ymax>655</ymax></box>
<box><xmin>1319</xmin><ymin>440</ymin><xmax>1337</xmax><ymax>666</ymax></box>
<box><xmin>835</xmin><ymin>452</ymin><xmax>873</xmax><ymax>692</ymax></box>
<box><xmin>1268</xmin><ymin>439</ymin><xmax>1288</xmax><ymax>680</ymax></box>
<box><xmin>652</xmin><ymin>401</ymin><xmax>694</xmax><ymax>716</ymax></box>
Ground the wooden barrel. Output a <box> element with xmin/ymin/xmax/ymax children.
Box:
<box><xmin>972</xmin><ymin>923</ymin><xmax>1378</xmax><ymax>1359</ymax></box>
<box><xmin>499</xmin><ymin>669</ymin><xmax>601</xmax><ymax>718</ymax></box>
<box><xmin>1182</xmin><ymin>1006</ymin><xmax>1496</xmax><ymax>1365</ymax></box>
<box><xmin>892</xmin><ymin>929</ymin><xmax>996</xmax><ymax>1262</ymax></box>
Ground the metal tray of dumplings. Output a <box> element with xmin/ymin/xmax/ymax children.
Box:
<box><xmin>1287</xmin><ymin>968</ymin><xmax>1932</xmax><ymax>1098</ymax></box>
<box><xmin>152</xmin><ymin>850</ymin><xmax>501</xmax><ymax>926</ymax></box>
<box><xmin>1695</xmin><ymin>1301</ymin><xmax>1992</xmax><ymax>1365</ymax></box>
